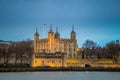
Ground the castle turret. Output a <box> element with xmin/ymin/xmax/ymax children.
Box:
<box><xmin>48</xmin><ymin>25</ymin><xmax>54</xmax><ymax>53</ymax></box>
<box><xmin>48</xmin><ymin>24</ymin><xmax>54</xmax><ymax>38</ymax></box>
<box><xmin>71</xmin><ymin>25</ymin><xmax>76</xmax><ymax>40</ymax></box>
<box><xmin>55</xmin><ymin>27</ymin><xmax>60</xmax><ymax>39</ymax></box>
<box><xmin>34</xmin><ymin>27</ymin><xmax>39</xmax><ymax>40</ymax></box>
<box><xmin>34</xmin><ymin>27</ymin><xmax>39</xmax><ymax>53</ymax></box>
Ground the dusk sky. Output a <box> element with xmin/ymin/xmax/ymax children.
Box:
<box><xmin>0</xmin><ymin>0</ymin><xmax>120</xmax><ymax>47</ymax></box>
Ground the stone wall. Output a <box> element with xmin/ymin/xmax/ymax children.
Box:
<box><xmin>79</xmin><ymin>59</ymin><xmax>120</xmax><ymax>68</ymax></box>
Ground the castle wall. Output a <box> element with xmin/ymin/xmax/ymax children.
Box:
<box><xmin>32</xmin><ymin>58</ymin><xmax>65</xmax><ymax>67</ymax></box>
<box><xmin>35</xmin><ymin>38</ymin><xmax>78</xmax><ymax>58</ymax></box>
<box><xmin>32</xmin><ymin>27</ymin><xmax>78</xmax><ymax>67</ymax></box>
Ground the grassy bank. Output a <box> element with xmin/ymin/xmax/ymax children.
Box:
<box><xmin>1</xmin><ymin>67</ymin><xmax>120</xmax><ymax>72</ymax></box>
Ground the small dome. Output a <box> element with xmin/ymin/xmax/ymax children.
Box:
<box><xmin>34</xmin><ymin>32</ymin><xmax>39</xmax><ymax>36</ymax></box>
<box><xmin>71</xmin><ymin>25</ymin><xmax>76</xmax><ymax>34</ymax></box>
<box><xmin>49</xmin><ymin>29</ymin><xmax>54</xmax><ymax>33</ymax></box>
<box><xmin>34</xmin><ymin>27</ymin><xmax>39</xmax><ymax>36</ymax></box>
<box><xmin>71</xmin><ymin>30</ymin><xmax>76</xmax><ymax>34</ymax></box>
<box><xmin>48</xmin><ymin>25</ymin><xmax>54</xmax><ymax>33</ymax></box>
<box><xmin>55</xmin><ymin>27</ymin><xmax>60</xmax><ymax>38</ymax></box>
<box><xmin>55</xmin><ymin>32</ymin><xmax>60</xmax><ymax>35</ymax></box>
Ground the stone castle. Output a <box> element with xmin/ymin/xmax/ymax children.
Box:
<box><xmin>31</xmin><ymin>25</ymin><xmax>120</xmax><ymax>68</ymax></box>
<box><xmin>32</xmin><ymin>25</ymin><xmax>78</xmax><ymax>67</ymax></box>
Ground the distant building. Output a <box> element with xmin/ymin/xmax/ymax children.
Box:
<box><xmin>32</xmin><ymin>25</ymin><xmax>78</xmax><ymax>67</ymax></box>
<box><xmin>0</xmin><ymin>40</ymin><xmax>11</xmax><ymax>45</ymax></box>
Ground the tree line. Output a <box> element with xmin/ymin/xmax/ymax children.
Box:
<box><xmin>0</xmin><ymin>39</ymin><xmax>120</xmax><ymax>67</ymax></box>
<box><xmin>81</xmin><ymin>40</ymin><xmax>120</xmax><ymax>63</ymax></box>
<box><xmin>0</xmin><ymin>40</ymin><xmax>33</xmax><ymax>67</ymax></box>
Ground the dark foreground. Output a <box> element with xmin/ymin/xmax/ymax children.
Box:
<box><xmin>1</xmin><ymin>67</ymin><xmax>120</xmax><ymax>72</ymax></box>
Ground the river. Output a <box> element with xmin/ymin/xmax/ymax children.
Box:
<box><xmin>0</xmin><ymin>72</ymin><xmax>120</xmax><ymax>80</ymax></box>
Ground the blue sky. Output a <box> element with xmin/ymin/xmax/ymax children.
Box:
<box><xmin>0</xmin><ymin>0</ymin><xmax>120</xmax><ymax>47</ymax></box>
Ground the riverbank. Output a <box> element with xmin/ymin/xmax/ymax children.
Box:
<box><xmin>0</xmin><ymin>67</ymin><xmax>120</xmax><ymax>72</ymax></box>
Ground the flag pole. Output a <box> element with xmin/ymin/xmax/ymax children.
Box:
<box><xmin>43</xmin><ymin>24</ymin><xmax>46</xmax><ymax>38</ymax></box>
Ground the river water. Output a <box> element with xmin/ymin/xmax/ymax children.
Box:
<box><xmin>0</xmin><ymin>72</ymin><xmax>120</xmax><ymax>80</ymax></box>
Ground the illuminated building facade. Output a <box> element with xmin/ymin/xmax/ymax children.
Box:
<box><xmin>32</xmin><ymin>25</ymin><xmax>78</xmax><ymax>67</ymax></box>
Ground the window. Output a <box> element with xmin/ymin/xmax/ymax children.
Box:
<box><xmin>35</xmin><ymin>61</ymin><xmax>37</xmax><ymax>63</ymax></box>
<box><xmin>74</xmin><ymin>49</ymin><xmax>75</xmax><ymax>51</ymax></box>
<box><xmin>52</xmin><ymin>61</ymin><xmax>54</xmax><ymax>63</ymax></box>
<box><xmin>59</xmin><ymin>61</ymin><xmax>61</xmax><ymax>63</ymax></box>
<box><xmin>69</xmin><ymin>54</ymin><xmax>72</xmax><ymax>58</ymax></box>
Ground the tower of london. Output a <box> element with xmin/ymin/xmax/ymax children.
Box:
<box><xmin>32</xmin><ymin>25</ymin><xmax>78</xmax><ymax>67</ymax></box>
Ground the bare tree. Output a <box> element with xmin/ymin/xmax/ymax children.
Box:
<box><xmin>0</xmin><ymin>46</ymin><xmax>12</xmax><ymax>66</ymax></box>
<box><xmin>13</xmin><ymin>40</ymin><xmax>33</xmax><ymax>64</ymax></box>
<box><xmin>106</xmin><ymin>41</ymin><xmax>120</xmax><ymax>63</ymax></box>
<box><xmin>82</xmin><ymin>40</ymin><xmax>97</xmax><ymax>49</ymax></box>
